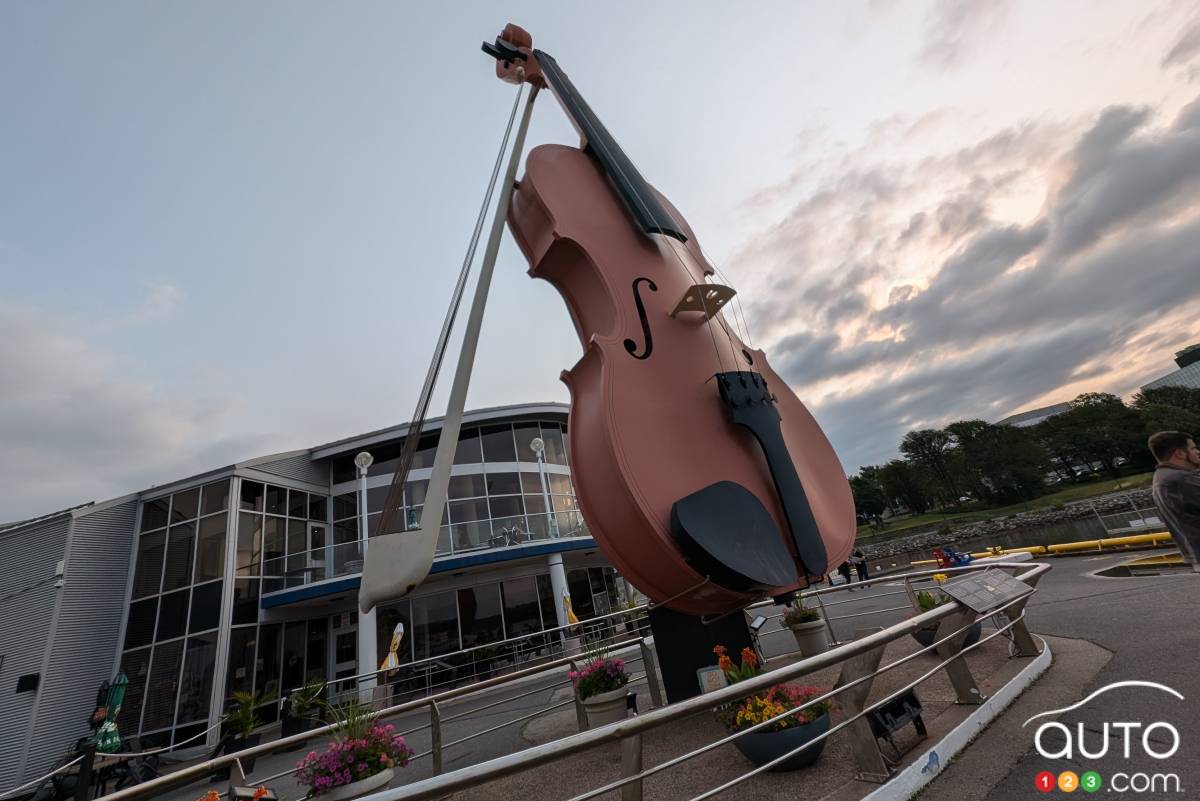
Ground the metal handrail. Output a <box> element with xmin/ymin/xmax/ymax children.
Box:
<box><xmin>100</xmin><ymin>634</ymin><xmax>658</xmax><ymax>801</ymax></box>
<box><xmin>356</xmin><ymin>560</ymin><xmax>1049</xmax><ymax>801</ymax></box>
<box><xmin>294</xmin><ymin>602</ymin><xmax>649</xmax><ymax>697</ymax></box>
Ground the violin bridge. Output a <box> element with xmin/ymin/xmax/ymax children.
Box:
<box><xmin>669</xmin><ymin>284</ymin><xmax>736</xmax><ymax>320</ymax></box>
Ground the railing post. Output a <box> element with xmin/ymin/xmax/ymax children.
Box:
<box><xmin>814</xmin><ymin>591</ymin><xmax>837</xmax><ymax>645</ymax></box>
<box><xmin>637</xmin><ymin>639</ymin><xmax>663</xmax><ymax>708</ymax></box>
<box><xmin>934</xmin><ymin>607</ymin><xmax>986</xmax><ymax>705</ymax></box>
<box><xmin>74</xmin><ymin>741</ymin><xmax>95</xmax><ymax>801</ymax></box>
<box><xmin>620</xmin><ymin>733</ymin><xmax>643</xmax><ymax>801</ymax></box>
<box><xmin>430</xmin><ymin>700</ymin><xmax>444</xmax><ymax>775</ymax></box>
<box><xmin>832</xmin><ymin>627</ymin><xmax>890</xmax><ymax>783</ymax></box>
<box><xmin>999</xmin><ymin>571</ymin><xmax>1042</xmax><ymax>657</ymax></box>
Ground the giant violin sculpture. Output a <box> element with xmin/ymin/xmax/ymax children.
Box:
<box><xmin>483</xmin><ymin>25</ymin><xmax>855</xmax><ymax>616</ymax></box>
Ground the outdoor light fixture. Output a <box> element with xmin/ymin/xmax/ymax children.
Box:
<box><xmin>529</xmin><ymin>437</ymin><xmax>545</xmax><ymax>455</ymax></box>
<box><xmin>354</xmin><ymin>451</ymin><xmax>374</xmax><ymax>474</ymax></box>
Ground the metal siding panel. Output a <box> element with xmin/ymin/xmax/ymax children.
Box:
<box><xmin>0</xmin><ymin>516</ymin><xmax>69</xmax><ymax>789</ymax></box>
<box><xmin>249</xmin><ymin>452</ymin><xmax>329</xmax><ymax>486</ymax></box>
<box><xmin>21</xmin><ymin>500</ymin><xmax>138</xmax><ymax>782</ymax></box>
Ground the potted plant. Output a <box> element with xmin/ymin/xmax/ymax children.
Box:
<box><xmin>781</xmin><ymin>601</ymin><xmax>829</xmax><ymax>657</ymax></box>
<box><xmin>568</xmin><ymin>647</ymin><xmax>630</xmax><ymax>728</ymax></box>
<box><xmin>212</xmin><ymin>691</ymin><xmax>262</xmax><ymax>780</ymax></box>
<box><xmin>295</xmin><ymin>700</ymin><xmax>414</xmax><ymax>800</ymax></box>
<box><xmin>282</xmin><ymin>679</ymin><xmax>327</xmax><ymax>740</ymax></box>
<box><xmin>911</xmin><ymin>574</ymin><xmax>981</xmax><ymax>649</ymax></box>
<box><xmin>712</xmin><ymin>645</ymin><xmax>833</xmax><ymax>771</ymax></box>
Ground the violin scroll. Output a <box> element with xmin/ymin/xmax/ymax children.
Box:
<box><xmin>483</xmin><ymin>24</ymin><xmax>545</xmax><ymax>87</ymax></box>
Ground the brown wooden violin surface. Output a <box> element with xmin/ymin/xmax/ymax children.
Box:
<box><xmin>489</xmin><ymin>25</ymin><xmax>855</xmax><ymax>616</ymax></box>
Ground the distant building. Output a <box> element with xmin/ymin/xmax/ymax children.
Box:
<box><xmin>1141</xmin><ymin>343</ymin><xmax>1200</xmax><ymax>392</ymax></box>
<box><xmin>996</xmin><ymin>401</ymin><xmax>1072</xmax><ymax>428</ymax></box>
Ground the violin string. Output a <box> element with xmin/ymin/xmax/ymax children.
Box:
<box><xmin>548</xmin><ymin>73</ymin><xmax>731</xmax><ymax>375</ymax></box>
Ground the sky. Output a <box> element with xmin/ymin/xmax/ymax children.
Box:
<box><xmin>2</xmin><ymin>1</ymin><xmax>1200</xmax><ymax>523</ymax></box>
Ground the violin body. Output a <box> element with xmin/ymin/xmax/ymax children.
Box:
<box><xmin>491</xmin><ymin>25</ymin><xmax>855</xmax><ymax>616</ymax></box>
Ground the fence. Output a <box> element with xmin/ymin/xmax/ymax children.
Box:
<box><xmin>79</xmin><ymin>560</ymin><xmax>1047</xmax><ymax>801</ymax></box>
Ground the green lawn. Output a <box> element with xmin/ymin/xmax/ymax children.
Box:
<box><xmin>856</xmin><ymin>472</ymin><xmax>1154</xmax><ymax>540</ymax></box>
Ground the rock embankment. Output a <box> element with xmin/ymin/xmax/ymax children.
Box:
<box><xmin>861</xmin><ymin>488</ymin><xmax>1156</xmax><ymax>559</ymax></box>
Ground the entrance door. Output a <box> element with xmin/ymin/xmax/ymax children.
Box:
<box><xmin>329</xmin><ymin>613</ymin><xmax>358</xmax><ymax>703</ymax></box>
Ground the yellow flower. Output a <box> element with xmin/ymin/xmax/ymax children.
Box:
<box><xmin>932</xmin><ymin>573</ymin><xmax>948</xmax><ymax>584</ymax></box>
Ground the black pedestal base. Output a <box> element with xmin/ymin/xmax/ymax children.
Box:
<box><xmin>648</xmin><ymin>605</ymin><xmax>753</xmax><ymax>704</ymax></box>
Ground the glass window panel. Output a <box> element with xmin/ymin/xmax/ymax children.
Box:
<box><xmin>513</xmin><ymin>424</ymin><xmax>540</xmax><ymax>462</ymax></box>
<box><xmin>142</xmin><ymin>640</ymin><xmax>184</xmax><ymax>731</ymax></box>
<box><xmin>376</xmin><ymin>601</ymin><xmax>413</xmax><ymax>667</ymax></box>
<box><xmin>171</xmin><ymin>488</ymin><xmax>200</xmax><ymax>523</ymax></box>
<box><xmin>263</xmin><ymin>517</ymin><xmax>285</xmax><ymax>562</ymax></box>
<box><xmin>282</xmin><ymin>622</ymin><xmax>307</xmax><ymax>693</ymax></box>
<box><xmin>332</xmin><ymin>456</ymin><xmax>356</xmax><ymax>485</ymax></box>
<box><xmin>485</xmin><ymin>472</ymin><xmax>521</xmax><ymax>496</ymax></box>
<box><xmin>119</xmin><ymin>647</ymin><xmax>151</xmax><ymax>732</ymax></box>
<box><xmin>125</xmin><ymin>597</ymin><xmax>158</xmax><ymax>650</ymax></box>
<box><xmin>451</xmin><ymin>520</ymin><xmax>492</xmax><ymax>552</ymax></box>
<box><xmin>488</xmin><ymin>495</ymin><xmax>523</xmax><ymax>518</ymax></box>
<box><xmin>520</xmin><ymin>472</ymin><xmax>543</xmax><ymax>494</ymax></box>
<box><xmin>366</xmin><ymin>485</ymin><xmax>392</xmax><ymax>515</ymax></box>
<box><xmin>236</xmin><ymin>512</ymin><xmax>262</xmax><ymax>576</ymax></box>
<box><xmin>525</xmin><ymin>513</ymin><xmax>551</xmax><ymax>540</ymax></box>
<box><xmin>132</xmin><ymin>531</ymin><xmax>166</xmax><ymax>599</ymax></box>
<box><xmin>535</xmin><ymin>574</ymin><xmax>558</xmax><ymax>631</ymax></box>
<box><xmin>201</xmin><ymin>480</ymin><xmax>229</xmax><ymax>515</ymax></box>
<box><xmin>404</xmin><ymin>480</ymin><xmax>428</xmax><ymax>508</ymax></box>
<box><xmin>232</xmin><ymin>579</ymin><xmax>259</xmax><ymax>625</ymax></box>
<box><xmin>240</xmin><ymin>481</ymin><xmax>264</xmax><ymax>512</ymax></box>
<box><xmin>480</xmin><ymin>425</ymin><xmax>517</xmax><ymax>463</ymax></box>
<box><xmin>333</xmin><ymin>520</ymin><xmax>358</xmax><ymax>545</ymax></box>
<box><xmin>138</xmin><ymin>731</ymin><xmax>171</xmax><ymax>749</ymax></box>
<box><xmin>548</xmin><ymin>474</ymin><xmax>573</xmax><ymax>495</ymax></box>
<box><xmin>542</xmin><ymin>425</ymin><xmax>567</xmax><ymax>465</ymax></box>
<box><xmin>436</xmin><ymin>525</ymin><xmax>450</xmax><ymax>555</ymax></box>
<box><xmin>174</xmin><ymin>722</ymin><xmax>206</xmax><ymax>746</ymax></box>
<box><xmin>195</xmin><ymin>513</ymin><xmax>227</xmax><ymax>582</ymax></box>
<box><xmin>287</xmin><ymin>518</ymin><xmax>306</xmax><ymax>555</ymax></box>
<box><xmin>365</xmin><ymin>442</ymin><xmax>403</xmax><ymax>477</ymax></box>
<box><xmin>226</xmin><ymin>626</ymin><xmax>257</xmax><ymax>698</ymax></box>
<box><xmin>411</xmin><ymin>591</ymin><xmax>460</xmax><ymax>660</ymax></box>
<box><xmin>288</xmin><ymin>490</ymin><xmax>307</xmax><ymax>518</ymax></box>
<box><xmin>141</xmin><ymin>498</ymin><xmax>169</xmax><ymax>532</ymax></box>
<box><xmin>255</xmin><ymin>623</ymin><xmax>282</xmax><ymax>706</ymax></box>
<box><xmin>491</xmin><ymin>515</ymin><xmax>530</xmax><ymax>546</ymax></box>
<box><xmin>156</xmin><ymin>589</ymin><xmax>189</xmax><ymax>641</ymax></box>
<box><xmin>411</xmin><ymin>434</ymin><xmax>438</xmax><ymax>469</ymax></box>
<box><xmin>265</xmin><ymin>485</ymin><xmax>286</xmax><ymax>515</ymax></box>
<box><xmin>190</xmin><ymin>580</ymin><xmax>222</xmax><ymax>633</ymax></box>
<box><xmin>365</xmin><ymin>512</ymin><xmax>381</xmax><ymax>539</ymax></box>
<box><xmin>458</xmin><ymin>585</ymin><xmax>503</xmax><ymax>648</ymax></box>
<box><xmin>552</xmin><ymin>494</ymin><xmax>578</xmax><ymax>512</ymax></box>
<box><xmin>501</xmin><ymin>577</ymin><xmax>542</xmax><ymax>639</ymax></box>
<box><xmin>448</xmin><ymin>473</ymin><xmax>486</xmax><ymax>499</ymax></box>
<box><xmin>333</xmin><ymin>493</ymin><xmax>357</xmax><ymax>521</ymax></box>
<box><xmin>588</xmin><ymin>567</ymin><xmax>607</xmax><ymax>595</ymax></box>
<box><xmin>567</xmin><ymin>570</ymin><xmax>596</xmax><ymax>618</ymax></box>
<box><xmin>176</xmin><ymin>633</ymin><xmax>218</xmax><ymax>726</ymax></box>
<box><xmin>162</xmin><ymin>523</ymin><xmax>196</xmax><ymax>591</ymax></box>
<box><xmin>449</xmin><ymin>498</ymin><xmax>489</xmax><ymax>523</ymax></box>
<box><xmin>453</xmin><ymin>428</ymin><xmax>482</xmax><ymax>465</ymax></box>
<box><xmin>306</xmin><ymin>620</ymin><xmax>326</xmax><ymax>682</ymax></box>
<box><xmin>308</xmin><ymin>495</ymin><xmax>328</xmax><ymax>521</ymax></box>
<box><xmin>523</xmin><ymin>494</ymin><xmax>547</xmax><ymax>515</ymax></box>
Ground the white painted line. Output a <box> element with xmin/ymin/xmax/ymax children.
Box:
<box><xmin>861</xmin><ymin>635</ymin><xmax>1053</xmax><ymax>801</ymax></box>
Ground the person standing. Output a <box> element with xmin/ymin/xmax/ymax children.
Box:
<box><xmin>837</xmin><ymin>560</ymin><xmax>853</xmax><ymax>589</ymax></box>
<box><xmin>1148</xmin><ymin>430</ymin><xmax>1200</xmax><ymax>572</ymax></box>
<box><xmin>851</xmin><ymin>549</ymin><xmax>870</xmax><ymax>582</ymax></box>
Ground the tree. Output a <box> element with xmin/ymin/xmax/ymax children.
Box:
<box><xmin>900</xmin><ymin>429</ymin><xmax>963</xmax><ymax>506</ymax></box>
<box><xmin>877</xmin><ymin>459</ymin><xmax>932</xmax><ymax>515</ymax></box>
<box><xmin>947</xmin><ymin>419</ymin><xmax>1047</xmax><ymax>504</ymax></box>
<box><xmin>849</xmin><ymin>474</ymin><xmax>887</xmax><ymax>519</ymax></box>
<box><xmin>1131</xmin><ymin>386</ymin><xmax>1200</xmax><ymax>413</ymax></box>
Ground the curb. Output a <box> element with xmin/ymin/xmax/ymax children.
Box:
<box><xmin>861</xmin><ymin>635</ymin><xmax>1053</xmax><ymax>801</ymax></box>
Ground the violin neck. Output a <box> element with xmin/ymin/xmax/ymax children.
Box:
<box><xmin>534</xmin><ymin>50</ymin><xmax>688</xmax><ymax>243</ymax></box>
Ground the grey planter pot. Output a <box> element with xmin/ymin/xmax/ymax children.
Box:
<box><xmin>787</xmin><ymin>619</ymin><xmax>830</xmax><ymax>657</ymax></box>
<box><xmin>733</xmin><ymin>712</ymin><xmax>830</xmax><ymax>771</ymax></box>
<box><xmin>912</xmin><ymin>621</ymin><xmax>982</xmax><ymax>649</ymax></box>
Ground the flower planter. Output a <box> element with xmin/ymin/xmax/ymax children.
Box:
<box><xmin>582</xmin><ymin>687</ymin><xmax>629</xmax><ymax>728</ymax></box>
<box><xmin>787</xmin><ymin>619</ymin><xmax>829</xmax><ymax>657</ymax></box>
<box><xmin>911</xmin><ymin>621</ymin><xmax>982</xmax><ymax>650</ymax></box>
<box><xmin>321</xmin><ymin>768</ymin><xmax>393</xmax><ymax>801</ymax></box>
<box><xmin>733</xmin><ymin>712</ymin><xmax>830</xmax><ymax>771</ymax></box>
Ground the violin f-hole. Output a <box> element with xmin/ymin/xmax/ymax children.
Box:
<box><xmin>623</xmin><ymin>277</ymin><xmax>657</xmax><ymax>360</ymax></box>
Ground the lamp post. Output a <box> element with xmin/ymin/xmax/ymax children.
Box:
<box><xmin>530</xmin><ymin>437</ymin><xmax>558</xmax><ymax>539</ymax></box>
<box><xmin>354</xmin><ymin>451</ymin><xmax>377</xmax><ymax>704</ymax></box>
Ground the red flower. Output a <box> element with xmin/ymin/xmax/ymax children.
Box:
<box><xmin>740</xmin><ymin>647</ymin><xmax>758</xmax><ymax>668</ymax></box>
<box><xmin>718</xmin><ymin>655</ymin><xmax>733</xmax><ymax>672</ymax></box>
<box><xmin>712</xmin><ymin>644</ymin><xmax>727</xmax><ymax>656</ymax></box>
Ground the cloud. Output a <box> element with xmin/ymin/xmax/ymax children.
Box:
<box><xmin>1163</xmin><ymin>15</ymin><xmax>1200</xmax><ymax>69</ymax></box>
<box><xmin>918</xmin><ymin>0</ymin><xmax>1010</xmax><ymax>70</ymax></box>
<box><xmin>0</xmin><ymin>297</ymin><xmax>278</xmax><ymax>523</ymax></box>
<box><xmin>730</xmin><ymin>94</ymin><xmax>1200</xmax><ymax>473</ymax></box>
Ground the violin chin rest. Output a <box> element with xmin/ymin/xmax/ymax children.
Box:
<box><xmin>670</xmin><ymin>481</ymin><xmax>799</xmax><ymax>593</ymax></box>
